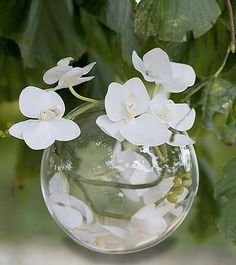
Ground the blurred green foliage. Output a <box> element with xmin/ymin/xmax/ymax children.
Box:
<box><xmin>0</xmin><ymin>0</ymin><xmax>236</xmax><ymax>246</ymax></box>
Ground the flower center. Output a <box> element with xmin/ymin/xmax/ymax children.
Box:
<box><xmin>125</xmin><ymin>93</ymin><xmax>137</xmax><ymax>120</ymax></box>
<box><xmin>157</xmin><ymin>100</ymin><xmax>176</xmax><ymax>122</ymax></box>
<box><xmin>39</xmin><ymin>106</ymin><xmax>62</xmax><ymax>121</ymax></box>
<box><xmin>144</xmin><ymin>63</ymin><xmax>155</xmax><ymax>77</ymax></box>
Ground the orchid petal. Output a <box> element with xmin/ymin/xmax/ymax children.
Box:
<box><xmin>169</xmin><ymin>104</ymin><xmax>196</xmax><ymax>131</ymax></box>
<box><xmin>81</xmin><ymin>62</ymin><xmax>96</xmax><ymax>75</ymax></box>
<box><xmin>23</xmin><ymin>121</ymin><xmax>55</xmax><ymax>150</ymax></box>
<box><xmin>162</xmin><ymin>62</ymin><xmax>196</xmax><ymax>93</ymax></box>
<box><xmin>132</xmin><ymin>51</ymin><xmax>146</xmax><ymax>76</ymax></box>
<box><xmin>105</xmin><ymin>82</ymin><xmax>129</xmax><ymax>121</ymax></box>
<box><xmin>120</xmin><ymin>114</ymin><xmax>169</xmax><ymax>146</ymax></box>
<box><xmin>143</xmin><ymin>48</ymin><xmax>173</xmax><ymax>83</ymax></box>
<box><xmin>43</xmin><ymin>65</ymin><xmax>72</xmax><ymax>84</ymax></box>
<box><xmin>168</xmin><ymin>132</ymin><xmax>195</xmax><ymax>146</ymax></box>
<box><xmin>69</xmin><ymin>196</ymin><xmax>93</xmax><ymax>225</ymax></box>
<box><xmin>19</xmin><ymin>87</ymin><xmax>65</xmax><ymax>119</ymax></box>
<box><xmin>96</xmin><ymin>115</ymin><xmax>125</xmax><ymax>141</ymax></box>
<box><xmin>9</xmin><ymin>120</ymin><xmax>38</xmax><ymax>140</ymax></box>
<box><xmin>49</xmin><ymin>119</ymin><xmax>80</xmax><ymax>141</ymax></box>
<box><xmin>49</xmin><ymin>172</ymin><xmax>69</xmax><ymax>195</ymax></box>
<box><xmin>57</xmin><ymin>57</ymin><xmax>73</xmax><ymax>66</ymax></box>
<box><xmin>52</xmin><ymin>205</ymin><xmax>83</xmax><ymax>229</ymax></box>
<box><xmin>99</xmin><ymin>225</ymin><xmax>130</xmax><ymax>239</ymax></box>
<box><xmin>131</xmin><ymin>204</ymin><xmax>167</xmax><ymax>236</ymax></box>
<box><xmin>123</xmin><ymin>78</ymin><xmax>150</xmax><ymax>116</ymax></box>
<box><xmin>143</xmin><ymin>177</ymin><xmax>174</xmax><ymax>205</ymax></box>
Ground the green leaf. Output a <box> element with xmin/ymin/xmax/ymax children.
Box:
<box><xmin>201</xmin><ymin>78</ymin><xmax>236</xmax><ymax>141</ymax></box>
<box><xmin>0</xmin><ymin>0</ymin><xmax>85</xmax><ymax>67</ymax></box>
<box><xmin>215</xmin><ymin>157</ymin><xmax>236</xmax><ymax>244</ymax></box>
<box><xmin>134</xmin><ymin>0</ymin><xmax>221</xmax><ymax>42</ymax></box>
<box><xmin>215</xmin><ymin>157</ymin><xmax>236</xmax><ymax>199</ymax></box>
<box><xmin>98</xmin><ymin>0</ymin><xmax>140</xmax><ymax>60</ymax></box>
<box><xmin>187</xmin><ymin>20</ymin><xmax>229</xmax><ymax>77</ymax></box>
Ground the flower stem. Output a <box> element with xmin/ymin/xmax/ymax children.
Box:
<box><xmin>154</xmin><ymin>146</ymin><xmax>165</xmax><ymax>162</ymax></box>
<box><xmin>67</xmin><ymin>81</ymin><xmax>101</xmax><ymax>104</ymax></box>
<box><xmin>70</xmin><ymin>170</ymin><xmax>167</xmax><ymax>190</ymax></box>
<box><xmin>65</xmin><ymin>102</ymin><xmax>99</xmax><ymax>120</ymax></box>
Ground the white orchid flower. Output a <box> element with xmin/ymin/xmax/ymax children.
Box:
<box><xmin>132</xmin><ymin>48</ymin><xmax>196</xmax><ymax>93</ymax></box>
<box><xmin>48</xmin><ymin>172</ymin><xmax>93</xmax><ymax>229</ymax></box>
<box><xmin>150</xmin><ymin>93</ymin><xmax>195</xmax><ymax>146</ymax></box>
<box><xmin>96</xmin><ymin>77</ymin><xmax>169</xmax><ymax>146</ymax></box>
<box><xmin>131</xmin><ymin>204</ymin><xmax>168</xmax><ymax>236</ymax></box>
<box><xmin>43</xmin><ymin>57</ymin><xmax>96</xmax><ymax>90</ymax></box>
<box><xmin>9</xmin><ymin>86</ymin><xmax>80</xmax><ymax>150</ymax></box>
<box><xmin>112</xmin><ymin>142</ymin><xmax>158</xmax><ymax>202</ymax></box>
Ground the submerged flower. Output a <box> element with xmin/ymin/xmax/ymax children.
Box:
<box><xmin>131</xmin><ymin>204</ymin><xmax>168</xmax><ymax>236</ymax></box>
<box><xmin>96</xmin><ymin>77</ymin><xmax>169</xmax><ymax>146</ymax></box>
<box><xmin>132</xmin><ymin>48</ymin><xmax>195</xmax><ymax>93</ymax></box>
<box><xmin>9</xmin><ymin>86</ymin><xmax>80</xmax><ymax>150</ymax></box>
<box><xmin>48</xmin><ymin>172</ymin><xmax>93</xmax><ymax>229</ymax></box>
<box><xmin>43</xmin><ymin>57</ymin><xmax>96</xmax><ymax>90</ymax></box>
<box><xmin>112</xmin><ymin>142</ymin><xmax>158</xmax><ymax>202</ymax></box>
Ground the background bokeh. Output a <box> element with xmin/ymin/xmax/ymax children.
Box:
<box><xmin>0</xmin><ymin>0</ymin><xmax>236</xmax><ymax>264</ymax></box>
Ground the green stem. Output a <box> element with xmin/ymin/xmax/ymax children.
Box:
<box><xmin>70</xmin><ymin>170</ymin><xmax>166</xmax><ymax>190</ymax></box>
<box><xmin>65</xmin><ymin>102</ymin><xmax>99</xmax><ymax>120</ymax></box>
<box><xmin>67</xmin><ymin>81</ymin><xmax>101</xmax><ymax>104</ymax></box>
<box><xmin>154</xmin><ymin>146</ymin><xmax>165</xmax><ymax>162</ymax></box>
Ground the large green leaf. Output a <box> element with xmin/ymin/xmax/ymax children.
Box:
<box><xmin>134</xmin><ymin>0</ymin><xmax>221</xmax><ymax>42</ymax></box>
<box><xmin>0</xmin><ymin>0</ymin><xmax>85</xmax><ymax>67</ymax></box>
<box><xmin>98</xmin><ymin>0</ymin><xmax>140</xmax><ymax>60</ymax></box>
<box><xmin>215</xmin><ymin>157</ymin><xmax>236</xmax><ymax>244</ymax></box>
<box><xmin>201</xmin><ymin>78</ymin><xmax>236</xmax><ymax>142</ymax></box>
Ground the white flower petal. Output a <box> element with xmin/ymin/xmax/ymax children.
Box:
<box><xmin>81</xmin><ymin>62</ymin><xmax>96</xmax><ymax>75</ymax></box>
<box><xmin>57</xmin><ymin>57</ymin><xmax>74</xmax><ymax>66</ymax></box>
<box><xmin>122</xmin><ymin>189</ymin><xmax>140</xmax><ymax>202</ymax></box>
<box><xmin>99</xmin><ymin>225</ymin><xmax>130</xmax><ymax>239</ymax></box>
<box><xmin>96</xmin><ymin>115</ymin><xmax>125</xmax><ymax>141</ymax></box>
<box><xmin>23</xmin><ymin>121</ymin><xmax>55</xmax><ymax>150</ymax></box>
<box><xmin>52</xmin><ymin>205</ymin><xmax>83</xmax><ymax>229</ymax></box>
<box><xmin>43</xmin><ymin>65</ymin><xmax>72</xmax><ymax>84</ymax></box>
<box><xmin>123</xmin><ymin>77</ymin><xmax>150</xmax><ymax>116</ymax></box>
<box><xmin>19</xmin><ymin>87</ymin><xmax>51</xmax><ymax>118</ymax></box>
<box><xmin>131</xmin><ymin>204</ymin><xmax>167</xmax><ymax>236</ymax></box>
<box><xmin>169</xmin><ymin>104</ymin><xmax>196</xmax><ymax>131</ymax></box>
<box><xmin>132</xmin><ymin>50</ymin><xmax>146</xmax><ymax>76</ymax></box>
<box><xmin>47</xmin><ymin>91</ymin><xmax>65</xmax><ymax>117</ymax></box>
<box><xmin>69</xmin><ymin>196</ymin><xmax>93</xmax><ymax>225</ymax></box>
<box><xmin>143</xmin><ymin>177</ymin><xmax>174</xmax><ymax>205</ymax></box>
<box><xmin>105</xmin><ymin>82</ymin><xmax>129</xmax><ymax>121</ymax></box>
<box><xmin>162</xmin><ymin>62</ymin><xmax>196</xmax><ymax>93</ymax></box>
<box><xmin>143</xmin><ymin>48</ymin><xmax>173</xmax><ymax>83</ymax></box>
<box><xmin>49</xmin><ymin>172</ymin><xmax>69</xmax><ymax>195</ymax></box>
<box><xmin>49</xmin><ymin>119</ymin><xmax>80</xmax><ymax>141</ymax></box>
<box><xmin>57</xmin><ymin>68</ymin><xmax>94</xmax><ymax>89</ymax></box>
<box><xmin>168</xmin><ymin>131</ymin><xmax>195</xmax><ymax>146</ymax></box>
<box><xmin>120</xmin><ymin>114</ymin><xmax>169</xmax><ymax>146</ymax></box>
<box><xmin>9</xmin><ymin>120</ymin><xmax>38</xmax><ymax>140</ymax></box>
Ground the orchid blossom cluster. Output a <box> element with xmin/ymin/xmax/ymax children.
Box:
<box><xmin>8</xmin><ymin>48</ymin><xmax>197</xmax><ymax>250</ymax></box>
<box><xmin>97</xmin><ymin>48</ymin><xmax>196</xmax><ymax>147</ymax></box>
<box><xmin>9</xmin><ymin>48</ymin><xmax>196</xmax><ymax>150</ymax></box>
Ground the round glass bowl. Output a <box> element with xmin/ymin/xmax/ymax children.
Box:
<box><xmin>41</xmin><ymin>103</ymin><xmax>199</xmax><ymax>254</ymax></box>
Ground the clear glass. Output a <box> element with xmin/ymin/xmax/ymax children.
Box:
<box><xmin>41</xmin><ymin>103</ymin><xmax>199</xmax><ymax>254</ymax></box>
